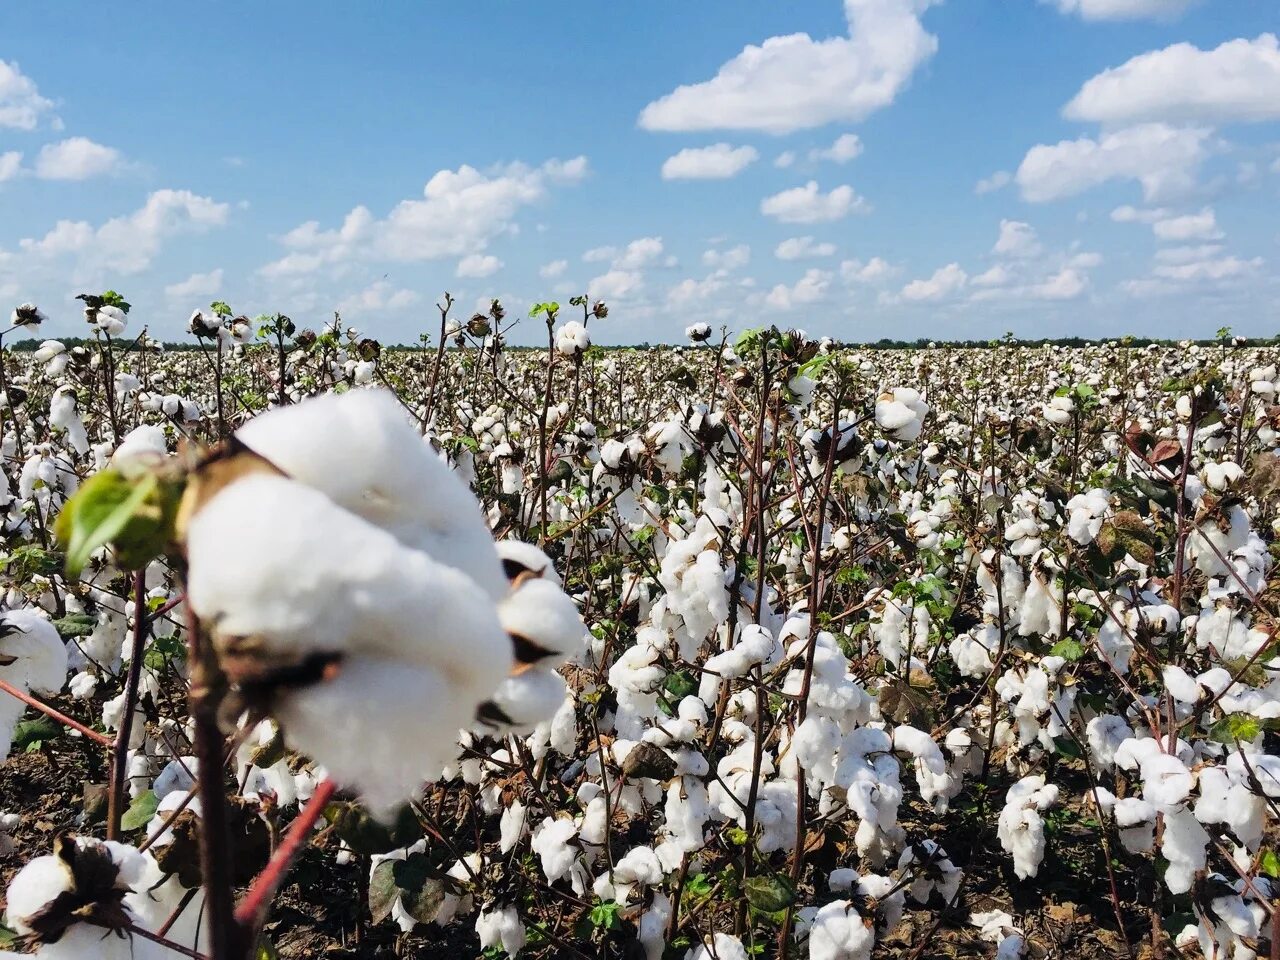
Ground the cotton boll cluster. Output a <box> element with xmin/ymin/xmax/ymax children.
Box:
<box><xmin>875</xmin><ymin>388</ymin><xmax>928</xmax><ymax>442</ymax></box>
<box><xmin>997</xmin><ymin>775</ymin><xmax>1058</xmax><ymax>879</ymax></box>
<box><xmin>0</xmin><ymin>610</ymin><xmax>68</xmax><ymax>759</ymax></box>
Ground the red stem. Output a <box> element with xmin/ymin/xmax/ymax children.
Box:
<box><xmin>234</xmin><ymin>778</ymin><xmax>337</xmax><ymax>931</ymax></box>
<box><xmin>0</xmin><ymin>676</ymin><xmax>113</xmax><ymax>746</ymax></box>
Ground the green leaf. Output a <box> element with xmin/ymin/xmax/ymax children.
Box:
<box><xmin>55</xmin><ymin>468</ymin><xmax>164</xmax><ymax>576</ymax></box>
<box><xmin>589</xmin><ymin>899</ymin><xmax>622</xmax><ymax>931</ymax></box>
<box><xmin>1208</xmin><ymin>714</ymin><xmax>1262</xmax><ymax>744</ymax></box>
<box><xmin>743</xmin><ymin>874</ymin><xmax>796</xmax><ymax>913</ymax></box>
<box><xmin>51</xmin><ymin>613</ymin><xmax>98</xmax><ymax>638</ymax></box>
<box><xmin>1049</xmin><ymin>639</ymin><xmax>1085</xmax><ymax>662</ymax></box>
<box><xmin>324</xmin><ymin>801</ymin><xmax>423</xmax><ymax>856</ymax></box>
<box><xmin>1260</xmin><ymin>850</ymin><xmax>1280</xmax><ymax>879</ymax></box>
<box><xmin>120</xmin><ymin>791</ymin><xmax>160</xmax><ymax>831</ymax></box>
<box><xmin>13</xmin><ymin>716</ymin><xmax>60</xmax><ymax>752</ymax></box>
<box><xmin>725</xmin><ymin>826</ymin><xmax>749</xmax><ymax>846</ymax></box>
<box><xmin>254</xmin><ymin>935</ymin><xmax>281</xmax><ymax>960</ymax></box>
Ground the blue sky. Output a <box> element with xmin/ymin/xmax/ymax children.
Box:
<box><xmin>1</xmin><ymin>1</ymin><xmax>1277</xmax><ymax>344</ymax></box>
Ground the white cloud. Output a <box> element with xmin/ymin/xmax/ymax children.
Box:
<box><xmin>702</xmin><ymin>244</ymin><xmax>751</xmax><ymax>270</ymax></box>
<box><xmin>539</xmin><ymin>259</ymin><xmax>568</xmax><ymax>278</ymax></box>
<box><xmin>582</xmin><ymin>245</ymin><xmax>617</xmax><ymax>263</ymax></box>
<box><xmin>974</xmin><ymin>170</ymin><xmax>1011</xmax><ymax>194</ymax></box>
<box><xmin>970</xmin><ymin>267</ymin><xmax>1089</xmax><ymax>302</ymax></box>
<box><xmin>164</xmin><ymin>268</ymin><xmax>224</xmax><ymax>300</ymax></box>
<box><xmin>259</xmin><ymin>156</ymin><xmax>588</xmax><ymax>276</ymax></box>
<box><xmin>775</xmin><ymin>236</ymin><xmax>837</xmax><ymax>260</ymax></box>
<box><xmin>1065</xmin><ymin>34</ymin><xmax>1280</xmax><ymax>126</ymax></box>
<box><xmin>614</xmin><ymin>237</ymin><xmax>665</xmax><ymax>270</ymax></box>
<box><xmin>1110</xmin><ymin>204</ymin><xmax>1169</xmax><ymax>224</ymax></box>
<box><xmin>1152</xmin><ymin>207</ymin><xmax>1223</xmax><ymax>241</ymax></box>
<box><xmin>34</xmin><ymin>137</ymin><xmax>123</xmax><ymax>180</ymax></box>
<box><xmin>456</xmin><ymin>253</ymin><xmax>503</xmax><ymax>278</ymax></box>
<box><xmin>1154</xmin><ymin>243</ymin><xmax>1224</xmax><ymax>264</ymax></box>
<box><xmin>20</xmin><ymin>188</ymin><xmax>229</xmax><ymax>275</ymax></box>
<box><xmin>971</xmin><ymin>264</ymin><xmax>1011</xmax><ymax>287</ymax></box>
<box><xmin>760</xmin><ymin>181</ymin><xmax>867</xmax><ymax>223</ymax></box>
<box><xmin>667</xmin><ymin>273</ymin><xmax>728</xmax><ymax>308</ymax></box>
<box><xmin>901</xmin><ymin>263</ymin><xmax>967</xmax><ymax>301</ymax></box>
<box><xmin>0</xmin><ymin>60</ymin><xmax>55</xmax><ymax>130</ymax></box>
<box><xmin>637</xmin><ymin>0</ymin><xmax>939</xmax><ymax>135</ymax></box>
<box><xmin>840</xmin><ymin>257</ymin><xmax>894</xmax><ymax>283</ymax></box>
<box><xmin>0</xmin><ymin>151</ymin><xmax>21</xmax><ymax>183</ymax></box>
<box><xmin>764</xmin><ymin>268</ymin><xmax>832</xmax><ymax>310</ymax></box>
<box><xmin>1153</xmin><ymin>255</ymin><xmax>1262</xmax><ymax>282</ymax></box>
<box><xmin>589</xmin><ymin>269</ymin><xmax>643</xmax><ymax>300</ymax></box>
<box><xmin>775</xmin><ymin>151</ymin><xmax>797</xmax><ymax>169</ymax></box>
<box><xmin>661</xmin><ymin>143</ymin><xmax>759</xmax><ymax>180</ymax></box>
<box><xmin>1032</xmin><ymin>267</ymin><xmax>1088</xmax><ymax>300</ymax></box>
<box><xmin>1015</xmin><ymin>123</ymin><xmax>1211</xmax><ymax>203</ymax></box>
<box><xmin>336</xmin><ymin>280</ymin><xmax>420</xmax><ymax>314</ymax></box>
<box><xmin>993</xmin><ymin>219</ymin><xmax>1042</xmax><ymax>258</ymax></box>
<box><xmin>809</xmin><ymin>133</ymin><xmax>863</xmax><ymax>164</ymax></box>
<box><xmin>1047</xmin><ymin>0</ymin><xmax>1196</xmax><ymax>21</ymax></box>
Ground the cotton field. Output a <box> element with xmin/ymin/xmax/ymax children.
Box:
<box><xmin>0</xmin><ymin>295</ymin><xmax>1277</xmax><ymax>960</ymax></box>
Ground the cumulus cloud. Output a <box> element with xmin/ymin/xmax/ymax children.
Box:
<box><xmin>34</xmin><ymin>137</ymin><xmax>123</xmax><ymax>180</ymax></box>
<box><xmin>456</xmin><ymin>253</ymin><xmax>503</xmax><ymax>278</ymax></box>
<box><xmin>0</xmin><ymin>151</ymin><xmax>21</xmax><ymax>183</ymax></box>
<box><xmin>164</xmin><ymin>268</ymin><xmax>224</xmax><ymax>300</ymax></box>
<box><xmin>901</xmin><ymin>262</ymin><xmax>967</xmax><ymax>301</ymax></box>
<box><xmin>259</xmin><ymin>156</ymin><xmax>588</xmax><ymax>277</ymax></box>
<box><xmin>840</xmin><ymin>256</ymin><xmax>894</xmax><ymax>283</ymax></box>
<box><xmin>974</xmin><ymin>170</ymin><xmax>1011</xmax><ymax>194</ymax></box>
<box><xmin>1065</xmin><ymin>34</ymin><xmax>1280</xmax><ymax>126</ymax></box>
<box><xmin>1015</xmin><ymin>123</ymin><xmax>1212</xmax><ymax>202</ymax></box>
<box><xmin>1046</xmin><ymin>0</ymin><xmax>1197</xmax><ymax>21</ymax></box>
<box><xmin>1151</xmin><ymin>207</ymin><xmax>1223</xmax><ymax>242</ymax></box>
<box><xmin>0</xmin><ymin>60</ymin><xmax>55</xmax><ymax>130</ymax></box>
<box><xmin>775</xmin><ymin>151</ymin><xmax>797</xmax><ymax>169</ymax></box>
<box><xmin>993</xmin><ymin>220</ymin><xmax>1042</xmax><ymax>258</ymax></box>
<box><xmin>761</xmin><ymin>181</ymin><xmax>868</xmax><ymax>222</ymax></box>
<box><xmin>638</xmin><ymin>0</ymin><xmax>940</xmax><ymax>135</ymax></box>
<box><xmin>775</xmin><ymin>236</ymin><xmax>837</xmax><ymax>260</ymax></box>
<box><xmin>589</xmin><ymin>269</ymin><xmax>644</xmax><ymax>300</ymax></box>
<box><xmin>764</xmin><ymin>268</ymin><xmax>832</xmax><ymax>309</ymax></box>
<box><xmin>809</xmin><ymin>133</ymin><xmax>863</xmax><ymax>164</ymax></box>
<box><xmin>661</xmin><ymin>143</ymin><xmax>759</xmax><ymax>179</ymax></box>
<box><xmin>702</xmin><ymin>244</ymin><xmax>751</xmax><ymax>270</ymax></box>
<box><xmin>335</xmin><ymin>280</ymin><xmax>420</xmax><ymax>314</ymax></box>
<box><xmin>614</xmin><ymin>237</ymin><xmax>666</xmax><ymax>270</ymax></box>
<box><xmin>1153</xmin><ymin>255</ymin><xmax>1262</xmax><ymax>281</ymax></box>
<box><xmin>539</xmin><ymin>259</ymin><xmax>568</xmax><ymax>278</ymax></box>
<box><xmin>20</xmin><ymin>188</ymin><xmax>229</xmax><ymax>275</ymax></box>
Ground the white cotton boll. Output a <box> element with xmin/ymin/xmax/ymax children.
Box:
<box><xmin>1140</xmin><ymin>753</ymin><xmax>1193</xmax><ymax>814</ymax></box>
<box><xmin>997</xmin><ymin>775</ymin><xmax>1057</xmax><ymax>879</ymax></box>
<box><xmin>498</xmin><ymin>579</ymin><xmax>583</xmax><ymax>669</ymax></box>
<box><xmin>1162</xmin><ymin>665</ymin><xmax>1201</xmax><ymax>704</ymax></box>
<box><xmin>808</xmin><ymin>900</ymin><xmax>875</xmax><ymax>960</ymax></box>
<box><xmin>476</xmin><ymin>904</ymin><xmax>526</xmax><ymax>957</ymax></box>
<box><xmin>638</xmin><ymin>892</ymin><xmax>673</xmax><ymax>960</ymax></box>
<box><xmin>1161</xmin><ymin>807</ymin><xmax>1209</xmax><ymax>894</ymax></box>
<box><xmin>1113</xmin><ymin>797</ymin><xmax>1157</xmax><ymax>853</ymax></box>
<box><xmin>531</xmin><ymin>816</ymin><xmax>578</xmax><ymax>883</ymax></box>
<box><xmin>608</xmin><ymin>845</ymin><xmax>664</xmax><ymax>903</ymax></box>
<box><xmin>152</xmin><ymin>757</ymin><xmax>197</xmax><ymax>799</ymax></box>
<box><xmin>235</xmin><ymin>388</ymin><xmax>507</xmax><ymax>601</ymax></box>
<box><xmin>555</xmin><ymin>320</ymin><xmax>591</xmax><ymax>357</ymax></box>
<box><xmin>5</xmin><ymin>854</ymin><xmax>75</xmax><ymax>935</ymax></box>
<box><xmin>875</xmin><ymin>388</ymin><xmax>928</xmax><ymax>442</ymax></box>
<box><xmin>499</xmin><ymin>802</ymin><xmax>528</xmax><ymax>855</ymax></box>
<box><xmin>112</xmin><ymin>425</ymin><xmax>168</xmax><ymax>464</ymax></box>
<box><xmin>685</xmin><ymin>933</ymin><xmax>747</xmax><ymax>960</ymax></box>
<box><xmin>579</xmin><ymin>795</ymin><xmax>608</xmax><ymax>846</ymax></box>
<box><xmin>48</xmin><ymin>388</ymin><xmax>89</xmax><ymax>456</ymax></box>
<box><xmin>186</xmin><ymin>473</ymin><xmax>511</xmax><ymax>815</ymax></box>
<box><xmin>0</xmin><ymin>610</ymin><xmax>69</xmax><ymax>759</ymax></box>
<box><xmin>485</xmin><ymin>668</ymin><xmax>569</xmax><ymax>733</ymax></box>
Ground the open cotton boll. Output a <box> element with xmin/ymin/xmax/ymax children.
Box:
<box><xmin>0</xmin><ymin>610</ymin><xmax>68</xmax><ymax>759</ymax></box>
<box><xmin>685</xmin><ymin>933</ymin><xmax>748</xmax><ymax>960</ymax></box>
<box><xmin>234</xmin><ymin>387</ymin><xmax>507</xmax><ymax>601</ymax></box>
<box><xmin>875</xmin><ymin>388</ymin><xmax>928</xmax><ymax>442</ymax></box>
<box><xmin>807</xmin><ymin>900</ymin><xmax>875</xmax><ymax>960</ymax></box>
<box><xmin>997</xmin><ymin>775</ymin><xmax>1057</xmax><ymax>879</ymax></box>
<box><xmin>476</xmin><ymin>904</ymin><xmax>526</xmax><ymax>957</ymax></box>
<box><xmin>497</xmin><ymin>578</ymin><xmax>583</xmax><ymax>671</ymax></box>
<box><xmin>186</xmin><ymin>474</ymin><xmax>511</xmax><ymax>815</ymax></box>
<box><xmin>48</xmin><ymin>387</ymin><xmax>89</xmax><ymax>456</ymax></box>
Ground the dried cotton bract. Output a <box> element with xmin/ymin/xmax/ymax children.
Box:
<box><xmin>182</xmin><ymin>388</ymin><xmax>584</xmax><ymax>815</ymax></box>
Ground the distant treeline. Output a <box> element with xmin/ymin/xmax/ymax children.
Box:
<box><xmin>6</xmin><ymin>335</ymin><xmax>1278</xmax><ymax>353</ymax></box>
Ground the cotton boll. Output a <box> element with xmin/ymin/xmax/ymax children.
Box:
<box><xmin>807</xmin><ymin>900</ymin><xmax>874</xmax><ymax>960</ymax></box>
<box><xmin>685</xmin><ymin>933</ymin><xmax>747</xmax><ymax>960</ymax></box>
<box><xmin>498</xmin><ymin>578</ymin><xmax>583</xmax><ymax>670</ymax></box>
<box><xmin>476</xmin><ymin>904</ymin><xmax>526</xmax><ymax>957</ymax></box>
<box><xmin>234</xmin><ymin>388</ymin><xmax>507</xmax><ymax>601</ymax></box>
<box><xmin>875</xmin><ymin>388</ymin><xmax>928</xmax><ymax>442</ymax></box>
<box><xmin>531</xmin><ymin>816</ymin><xmax>579</xmax><ymax>883</ymax></box>
<box><xmin>1113</xmin><ymin>797</ymin><xmax>1156</xmax><ymax>853</ymax></box>
<box><xmin>499</xmin><ymin>801</ymin><xmax>528</xmax><ymax>854</ymax></box>
<box><xmin>1161</xmin><ymin>807</ymin><xmax>1209</xmax><ymax>894</ymax></box>
<box><xmin>0</xmin><ymin>610</ymin><xmax>69</xmax><ymax>759</ymax></box>
<box><xmin>997</xmin><ymin>775</ymin><xmax>1057</xmax><ymax>879</ymax></box>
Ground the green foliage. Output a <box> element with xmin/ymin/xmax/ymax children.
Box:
<box><xmin>120</xmin><ymin>790</ymin><xmax>160</xmax><ymax>831</ymax></box>
<box><xmin>54</xmin><ymin>466</ymin><xmax>183</xmax><ymax>576</ymax></box>
<box><xmin>13</xmin><ymin>716</ymin><xmax>61</xmax><ymax>752</ymax></box>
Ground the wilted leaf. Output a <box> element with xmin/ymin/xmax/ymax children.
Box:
<box><xmin>621</xmin><ymin>742</ymin><xmax>676</xmax><ymax>782</ymax></box>
<box><xmin>368</xmin><ymin>859</ymin><xmax>399</xmax><ymax>924</ymax></box>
